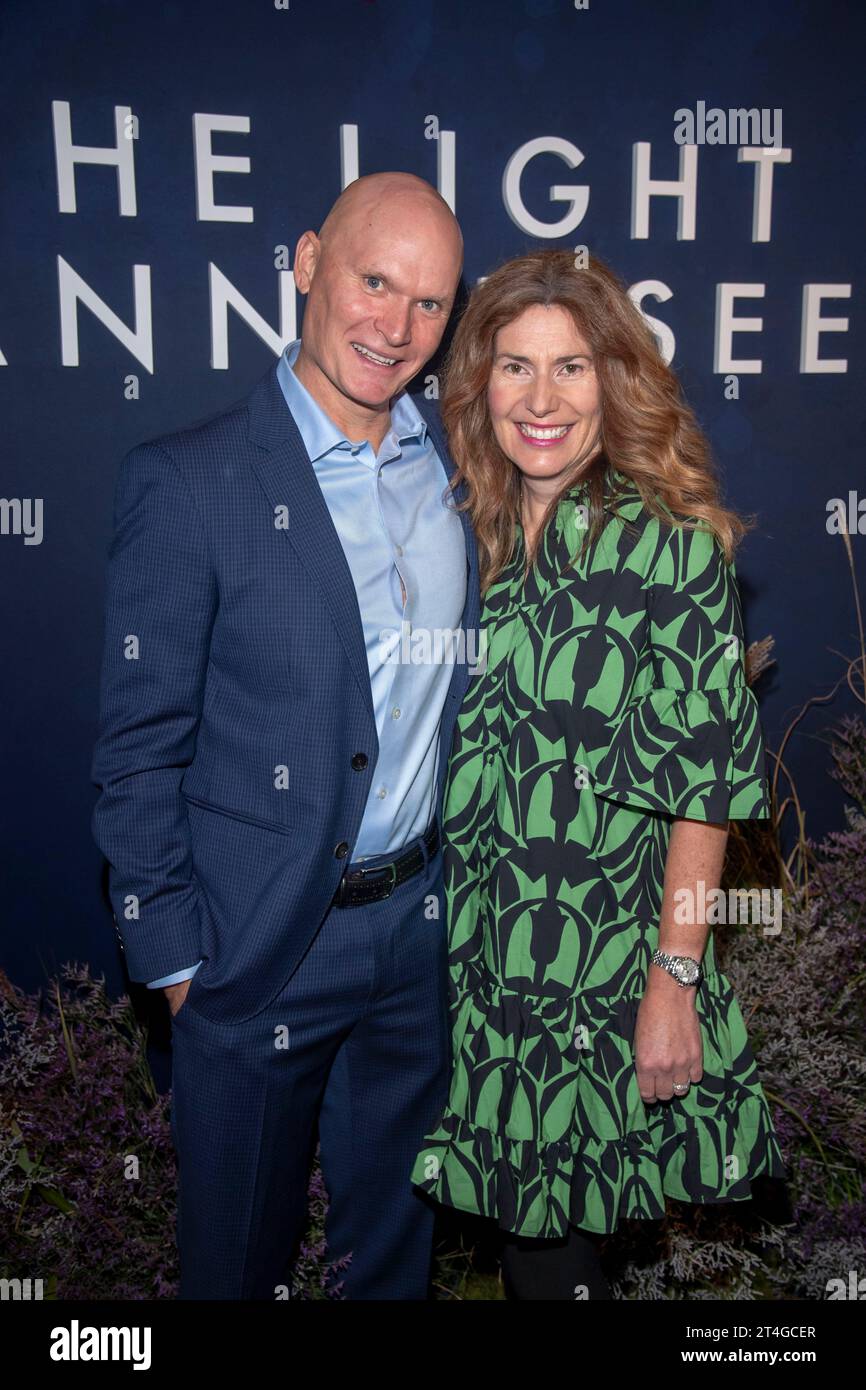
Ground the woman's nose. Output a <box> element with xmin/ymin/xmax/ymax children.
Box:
<box><xmin>524</xmin><ymin>381</ymin><xmax>557</xmax><ymax>416</ymax></box>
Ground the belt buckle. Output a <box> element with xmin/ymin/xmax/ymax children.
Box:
<box><xmin>362</xmin><ymin>859</ymin><xmax>398</xmax><ymax>899</ymax></box>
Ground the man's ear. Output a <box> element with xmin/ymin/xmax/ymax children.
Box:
<box><xmin>293</xmin><ymin>231</ymin><xmax>320</xmax><ymax>294</ymax></box>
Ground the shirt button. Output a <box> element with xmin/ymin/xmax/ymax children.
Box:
<box><xmin>391</xmin><ymin>707</ymin><xmax>401</xmax><ymax>719</ymax></box>
<box><xmin>376</xmin><ymin>786</ymin><xmax>387</xmax><ymax>800</ymax></box>
<box><xmin>395</xmin><ymin>545</ymin><xmax>404</xmax><ymax>556</ymax></box>
<box><xmin>334</xmin><ymin>842</ymin><xmax>349</xmax><ymax>859</ymax></box>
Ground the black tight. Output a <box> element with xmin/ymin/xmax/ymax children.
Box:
<box><xmin>500</xmin><ymin>1224</ymin><xmax>612</xmax><ymax>1300</ymax></box>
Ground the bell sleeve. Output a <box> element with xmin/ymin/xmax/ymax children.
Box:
<box><xmin>589</xmin><ymin>520</ymin><xmax>771</xmax><ymax>822</ymax></box>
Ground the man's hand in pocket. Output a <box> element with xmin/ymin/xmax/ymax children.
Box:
<box><xmin>165</xmin><ymin>979</ymin><xmax>192</xmax><ymax>1018</ymax></box>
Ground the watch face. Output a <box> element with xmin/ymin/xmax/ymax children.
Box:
<box><xmin>677</xmin><ymin>958</ymin><xmax>700</xmax><ymax>984</ymax></box>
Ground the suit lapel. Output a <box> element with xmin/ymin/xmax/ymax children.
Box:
<box><xmin>245</xmin><ymin>363</ymin><xmax>478</xmax><ymax>723</ymax></box>
<box><xmin>246</xmin><ymin>365</ymin><xmax>374</xmax><ymax>715</ymax></box>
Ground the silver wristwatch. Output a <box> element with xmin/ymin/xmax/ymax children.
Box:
<box><xmin>650</xmin><ymin>949</ymin><xmax>703</xmax><ymax>988</ymax></box>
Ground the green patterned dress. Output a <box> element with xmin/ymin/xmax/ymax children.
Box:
<box><xmin>410</xmin><ymin>467</ymin><xmax>788</xmax><ymax>1237</ymax></box>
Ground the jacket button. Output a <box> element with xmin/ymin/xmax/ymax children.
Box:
<box><xmin>351</xmin><ymin>752</ymin><xmax>368</xmax><ymax>770</ymax></box>
<box><xmin>334</xmin><ymin>842</ymin><xmax>349</xmax><ymax>859</ymax></box>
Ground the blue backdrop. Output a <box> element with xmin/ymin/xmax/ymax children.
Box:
<box><xmin>1</xmin><ymin>0</ymin><xmax>863</xmax><ymax>1001</ymax></box>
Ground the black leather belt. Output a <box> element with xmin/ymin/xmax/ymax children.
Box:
<box><xmin>330</xmin><ymin>820</ymin><xmax>439</xmax><ymax>908</ymax></box>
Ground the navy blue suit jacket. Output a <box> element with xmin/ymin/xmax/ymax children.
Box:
<box><xmin>91</xmin><ymin>363</ymin><xmax>481</xmax><ymax>1025</ymax></box>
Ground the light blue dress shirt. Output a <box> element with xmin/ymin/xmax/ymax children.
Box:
<box><xmin>148</xmin><ymin>338</ymin><xmax>467</xmax><ymax>988</ymax></box>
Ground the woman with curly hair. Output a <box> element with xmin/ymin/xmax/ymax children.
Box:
<box><xmin>411</xmin><ymin>248</ymin><xmax>787</xmax><ymax>1300</ymax></box>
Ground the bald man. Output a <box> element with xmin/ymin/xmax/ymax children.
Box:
<box><xmin>91</xmin><ymin>173</ymin><xmax>480</xmax><ymax>1299</ymax></box>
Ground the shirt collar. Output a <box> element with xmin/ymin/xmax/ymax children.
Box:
<box><xmin>276</xmin><ymin>339</ymin><xmax>427</xmax><ymax>462</ymax></box>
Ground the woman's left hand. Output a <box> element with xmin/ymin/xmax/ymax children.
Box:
<box><xmin>633</xmin><ymin>974</ymin><xmax>704</xmax><ymax>1103</ymax></box>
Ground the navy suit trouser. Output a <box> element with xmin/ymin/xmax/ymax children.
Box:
<box><xmin>169</xmin><ymin>827</ymin><xmax>450</xmax><ymax>1300</ymax></box>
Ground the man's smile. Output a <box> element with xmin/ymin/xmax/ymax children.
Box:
<box><xmin>351</xmin><ymin>341</ymin><xmax>402</xmax><ymax>369</ymax></box>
